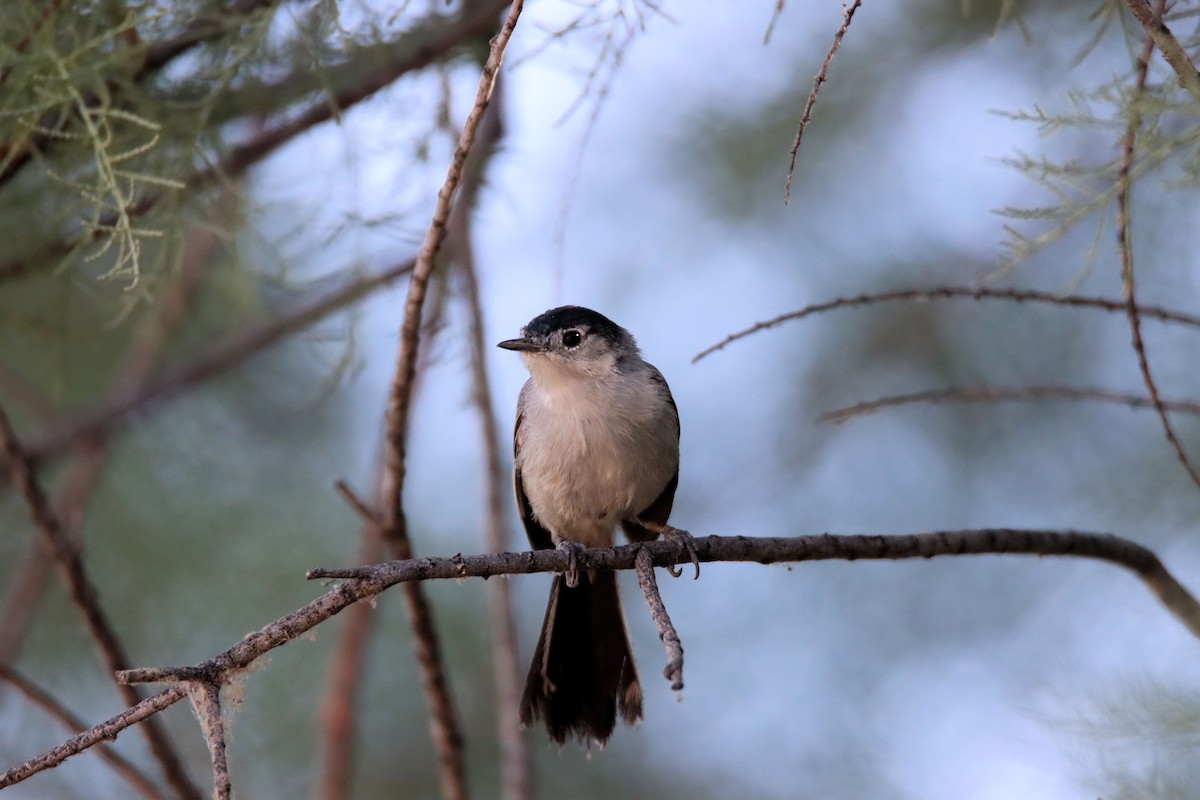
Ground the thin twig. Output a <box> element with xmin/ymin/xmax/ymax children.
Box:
<box><xmin>193</xmin><ymin>683</ymin><xmax>231</xmax><ymax>800</ymax></box>
<box><xmin>334</xmin><ymin>479</ymin><xmax>384</xmax><ymax>528</ymax></box>
<box><xmin>763</xmin><ymin>0</ymin><xmax>786</xmax><ymax>44</ymax></box>
<box><xmin>785</xmin><ymin>0</ymin><xmax>862</xmax><ymax>204</ymax></box>
<box><xmin>634</xmin><ymin>548</ymin><xmax>684</xmax><ymax>692</ymax></box>
<box><xmin>6</xmin><ymin>528</ymin><xmax>1199</xmax><ymax>789</ymax></box>
<box><xmin>0</xmin><ymin>661</ymin><xmax>165</xmax><ymax>800</ymax></box>
<box><xmin>692</xmin><ymin>286</ymin><xmax>1200</xmax><ymax>363</ymax></box>
<box><xmin>820</xmin><ymin>384</ymin><xmax>1200</xmax><ymax>424</ymax></box>
<box><xmin>0</xmin><ymin>402</ymin><xmax>202</xmax><ymax>800</ymax></box>
<box><xmin>1115</xmin><ymin>0</ymin><xmax>1200</xmax><ymax>491</ymax></box>
<box><xmin>451</xmin><ymin>78</ymin><xmax>531</xmax><ymax>800</ymax></box>
<box><xmin>1</xmin><ymin>684</ymin><xmax>190</xmax><ymax>789</ymax></box>
<box><xmin>377</xmin><ymin>4</ymin><xmax>523</xmax><ymax>799</ymax></box>
<box><xmin>1123</xmin><ymin>0</ymin><xmax>1200</xmax><ymax>103</ymax></box>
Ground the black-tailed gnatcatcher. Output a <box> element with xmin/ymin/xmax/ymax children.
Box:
<box><xmin>498</xmin><ymin>306</ymin><xmax>680</xmax><ymax>745</ymax></box>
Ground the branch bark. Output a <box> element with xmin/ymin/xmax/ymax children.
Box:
<box><xmin>820</xmin><ymin>384</ymin><xmax>1200</xmax><ymax>424</ymax></box>
<box><xmin>4</xmin><ymin>529</ymin><xmax>1197</xmax><ymax>791</ymax></box>
<box><xmin>694</xmin><ymin>286</ymin><xmax>1200</xmax><ymax>363</ymax></box>
<box><xmin>375</xmin><ymin>3</ymin><xmax>523</xmax><ymax>798</ymax></box>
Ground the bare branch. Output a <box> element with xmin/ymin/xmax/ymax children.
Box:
<box><xmin>785</xmin><ymin>0</ymin><xmax>862</xmax><ymax>204</ymax></box>
<box><xmin>376</xmin><ymin>3</ymin><xmax>523</xmax><ymax>798</ymax></box>
<box><xmin>820</xmin><ymin>385</ymin><xmax>1200</xmax><ymax>424</ymax></box>
<box><xmin>0</xmin><ymin>402</ymin><xmax>201</xmax><ymax>800</ymax></box>
<box><xmin>6</xmin><ymin>529</ymin><xmax>1198</xmax><ymax>789</ymax></box>
<box><xmin>193</xmin><ymin>683</ymin><xmax>231</xmax><ymax>800</ymax></box>
<box><xmin>1115</xmin><ymin>0</ymin><xmax>1200</xmax><ymax>491</ymax></box>
<box><xmin>0</xmin><ymin>661</ymin><xmax>165</xmax><ymax>799</ymax></box>
<box><xmin>635</xmin><ymin>548</ymin><xmax>684</xmax><ymax>692</ymax></box>
<box><xmin>0</xmin><ymin>684</ymin><xmax>191</xmax><ymax>789</ymax></box>
<box><xmin>451</xmin><ymin>78</ymin><xmax>531</xmax><ymax>800</ymax></box>
<box><xmin>763</xmin><ymin>0</ymin><xmax>787</xmax><ymax>44</ymax></box>
<box><xmin>693</xmin><ymin>286</ymin><xmax>1200</xmax><ymax>363</ymax></box>
<box><xmin>1123</xmin><ymin>0</ymin><xmax>1200</xmax><ymax>103</ymax></box>
<box><xmin>334</xmin><ymin>479</ymin><xmax>384</xmax><ymax>529</ymax></box>
<box><xmin>307</xmin><ymin>530</ymin><xmax>1199</xmax><ymax>638</ymax></box>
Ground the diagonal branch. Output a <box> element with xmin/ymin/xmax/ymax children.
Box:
<box><xmin>1123</xmin><ymin>0</ymin><xmax>1200</xmax><ymax>103</ymax></box>
<box><xmin>0</xmin><ymin>403</ymin><xmax>202</xmax><ymax>800</ymax></box>
<box><xmin>375</xmin><ymin>4</ymin><xmax>523</xmax><ymax>798</ymax></box>
<box><xmin>784</xmin><ymin>0</ymin><xmax>862</xmax><ymax>204</ymax></box>
<box><xmin>450</xmin><ymin>77</ymin><xmax>531</xmax><ymax>800</ymax></box>
<box><xmin>5</xmin><ymin>528</ymin><xmax>1198</xmax><ymax>790</ymax></box>
<box><xmin>1115</xmin><ymin>0</ymin><xmax>1200</xmax><ymax>491</ymax></box>
<box><xmin>693</xmin><ymin>286</ymin><xmax>1200</xmax><ymax>363</ymax></box>
<box><xmin>819</xmin><ymin>384</ymin><xmax>1200</xmax><ymax>424</ymax></box>
<box><xmin>0</xmin><ymin>660</ymin><xmax>165</xmax><ymax>799</ymax></box>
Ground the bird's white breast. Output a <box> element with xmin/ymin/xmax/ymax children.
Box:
<box><xmin>516</xmin><ymin>364</ymin><xmax>677</xmax><ymax>548</ymax></box>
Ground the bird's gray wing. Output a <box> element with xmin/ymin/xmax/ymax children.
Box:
<box><xmin>514</xmin><ymin>410</ymin><xmax>554</xmax><ymax>550</ymax></box>
<box><xmin>622</xmin><ymin>366</ymin><xmax>680</xmax><ymax>542</ymax></box>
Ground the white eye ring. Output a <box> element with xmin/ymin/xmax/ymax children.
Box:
<box><xmin>562</xmin><ymin>329</ymin><xmax>583</xmax><ymax>348</ymax></box>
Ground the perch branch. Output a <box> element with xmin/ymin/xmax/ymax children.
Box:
<box><xmin>820</xmin><ymin>385</ymin><xmax>1200</xmax><ymax>423</ymax></box>
<box><xmin>694</xmin><ymin>286</ymin><xmax>1200</xmax><ymax>363</ymax></box>
<box><xmin>5</xmin><ymin>529</ymin><xmax>1199</xmax><ymax>790</ymax></box>
<box><xmin>635</xmin><ymin>548</ymin><xmax>684</xmax><ymax>692</ymax></box>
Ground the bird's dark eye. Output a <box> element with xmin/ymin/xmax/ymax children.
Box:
<box><xmin>562</xmin><ymin>329</ymin><xmax>583</xmax><ymax>348</ymax></box>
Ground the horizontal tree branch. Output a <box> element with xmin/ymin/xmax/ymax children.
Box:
<box><xmin>692</xmin><ymin>287</ymin><xmax>1200</xmax><ymax>363</ymax></box>
<box><xmin>820</xmin><ymin>384</ymin><xmax>1200</xmax><ymax>423</ymax></box>
<box><xmin>5</xmin><ymin>529</ymin><xmax>1197</xmax><ymax>790</ymax></box>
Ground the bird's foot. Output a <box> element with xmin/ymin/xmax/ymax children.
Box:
<box><xmin>662</xmin><ymin>525</ymin><xmax>700</xmax><ymax>579</ymax></box>
<box><xmin>555</xmin><ymin>539</ymin><xmax>586</xmax><ymax>588</ymax></box>
<box><xmin>637</xmin><ymin>519</ymin><xmax>700</xmax><ymax>579</ymax></box>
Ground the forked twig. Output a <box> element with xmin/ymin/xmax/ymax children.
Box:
<box><xmin>635</xmin><ymin>548</ymin><xmax>685</xmax><ymax>692</ymax></box>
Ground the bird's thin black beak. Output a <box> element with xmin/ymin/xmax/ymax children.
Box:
<box><xmin>497</xmin><ymin>337</ymin><xmax>542</xmax><ymax>352</ymax></box>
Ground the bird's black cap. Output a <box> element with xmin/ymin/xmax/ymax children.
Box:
<box><xmin>522</xmin><ymin>306</ymin><xmax>625</xmax><ymax>343</ymax></box>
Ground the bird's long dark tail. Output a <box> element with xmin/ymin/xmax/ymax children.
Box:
<box><xmin>520</xmin><ymin>569</ymin><xmax>643</xmax><ymax>745</ymax></box>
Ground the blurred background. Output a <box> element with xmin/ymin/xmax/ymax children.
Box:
<box><xmin>2</xmin><ymin>0</ymin><xmax>1200</xmax><ymax>797</ymax></box>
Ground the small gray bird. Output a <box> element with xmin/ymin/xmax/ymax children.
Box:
<box><xmin>498</xmin><ymin>306</ymin><xmax>681</xmax><ymax>745</ymax></box>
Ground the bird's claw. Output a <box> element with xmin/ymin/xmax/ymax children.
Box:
<box><xmin>662</xmin><ymin>525</ymin><xmax>700</xmax><ymax>580</ymax></box>
<box><xmin>556</xmin><ymin>540</ymin><xmax>586</xmax><ymax>588</ymax></box>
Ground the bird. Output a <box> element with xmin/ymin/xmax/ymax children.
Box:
<box><xmin>497</xmin><ymin>305</ymin><xmax>682</xmax><ymax>745</ymax></box>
